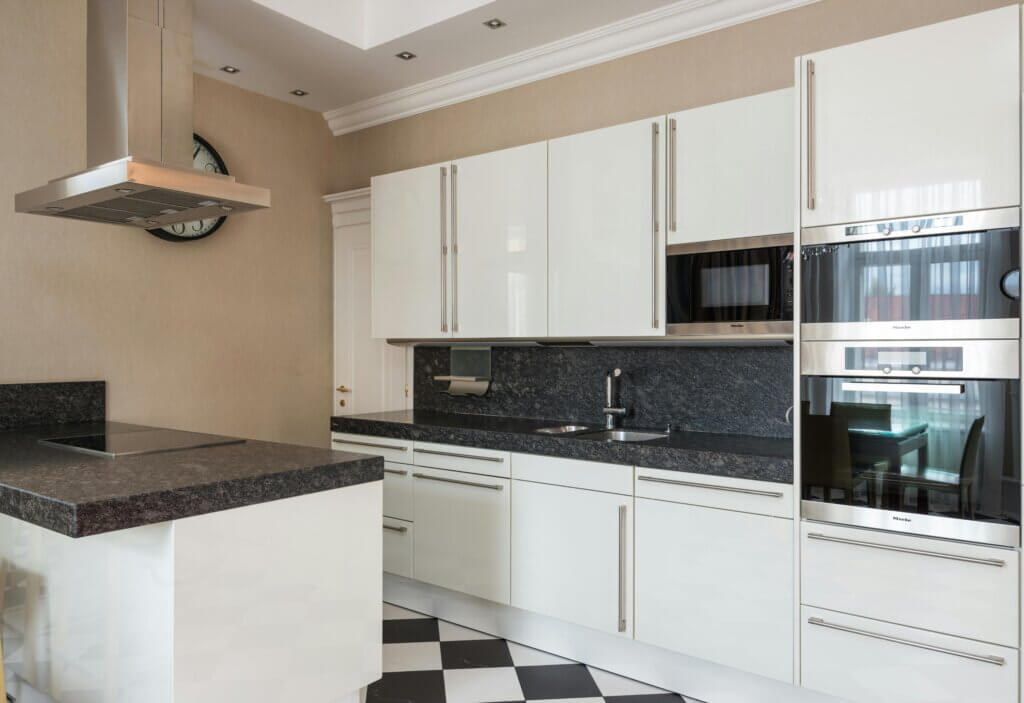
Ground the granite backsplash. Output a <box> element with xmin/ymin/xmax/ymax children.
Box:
<box><xmin>414</xmin><ymin>345</ymin><xmax>793</xmax><ymax>438</ymax></box>
<box><xmin>0</xmin><ymin>381</ymin><xmax>105</xmax><ymax>430</ymax></box>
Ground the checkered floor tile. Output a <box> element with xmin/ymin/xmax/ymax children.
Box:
<box><xmin>370</xmin><ymin>603</ymin><xmax>702</xmax><ymax>703</ymax></box>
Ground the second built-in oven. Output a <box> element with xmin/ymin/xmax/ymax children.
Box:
<box><xmin>800</xmin><ymin>339</ymin><xmax>1020</xmax><ymax>547</ymax></box>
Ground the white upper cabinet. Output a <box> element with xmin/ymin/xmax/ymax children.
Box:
<box><xmin>668</xmin><ymin>89</ymin><xmax>794</xmax><ymax>244</ymax></box>
<box><xmin>451</xmin><ymin>143</ymin><xmax>548</xmax><ymax>338</ymax></box>
<box><xmin>548</xmin><ymin>117</ymin><xmax>666</xmax><ymax>338</ymax></box>
<box><xmin>800</xmin><ymin>6</ymin><xmax>1020</xmax><ymax>228</ymax></box>
<box><xmin>371</xmin><ymin>162</ymin><xmax>450</xmax><ymax>340</ymax></box>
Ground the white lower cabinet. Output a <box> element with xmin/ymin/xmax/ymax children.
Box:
<box><xmin>511</xmin><ymin>477</ymin><xmax>633</xmax><ymax>636</ymax></box>
<box><xmin>801</xmin><ymin>606</ymin><xmax>1018</xmax><ymax>703</ymax></box>
<box><xmin>634</xmin><ymin>485</ymin><xmax>793</xmax><ymax>682</ymax></box>
<box><xmin>412</xmin><ymin>466</ymin><xmax>511</xmax><ymax>603</ymax></box>
<box><xmin>383</xmin><ymin>517</ymin><xmax>414</xmax><ymax>578</ymax></box>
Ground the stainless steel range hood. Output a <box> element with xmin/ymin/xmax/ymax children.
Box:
<box><xmin>15</xmin><ymin>0</ymin><xmax>270</xmax><ymax>228</ymax></box>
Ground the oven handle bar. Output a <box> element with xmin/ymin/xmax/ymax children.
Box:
<box><xmin>840</xmin><ymin>382</ymin><xmax>965</xmax><ymax>395</ymax></box>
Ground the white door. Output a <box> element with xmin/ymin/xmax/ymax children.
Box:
<box><xmin>800</xmin><ymin>5</ymin><xmax>1020</xmax><ymax>227</ymax></box>
<box><xmin>412</xmin><ymin>467</ymin><xmax>511</xmax><ymax>603</ymax></box>
<box><xmin>548</xmin><ymin>117</ymin><xmax>666</xmax><ymax>338</ymax></box>
<box><xmin>330</xmin><ymin>190</ymin><xmax>409</xmax><ymax>416</ymax></box>
<box><xmin>668</xmin><ymin>89</ymin><xmax>793</xmax><ymax>245</ymax></box>
<box><xmin>452</xmin><ymin>143</ymin><xmax>548</xmax><ymax>338</ymax></box>
<box><xmin>371</xmin><ymin>162</ymin><xmax>451</xmax><ymax>339</ymax></box>
<box><xmin>634</xmin><ymin>498</ymin><xmax>794</xmax><ymax>682</ymax></box>
<box><xmin>511</xmin><ymin>480</ymin><xmax>632</xmax><ymax>636</ymax></box>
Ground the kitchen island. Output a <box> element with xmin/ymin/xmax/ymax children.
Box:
<box><xmin>0</xmin><ymin>387</ymin><xmax>383</xmax><ymax>703</ymax></box>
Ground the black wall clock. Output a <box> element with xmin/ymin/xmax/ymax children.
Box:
<box><xmin>147</xmin><ymin>133</ymin><xmax>230</xmax><ymax>242</ymax></box>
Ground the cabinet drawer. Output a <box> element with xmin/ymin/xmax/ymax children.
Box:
<box><xmin>383</xmin><ymin>462</ymin><xmax>413</xmax><ymax>521</ymax></box>
<box><xmin>383</xmin><ymin>517</ymin><xmax>413</xmax><ymax>578</ymax></box>
<box><xmin>801</xmin><ymin>522</ymin><xmax>1019</xmax><ymax>647</ymax></box>
<box><xmin>331</xmin><ymin>432</ymin><xmax>413</xmax><ymax>464</ymax></box>
<box><xmin>801</xmin><ymin>606</ymin><xmax>1018</xmax><ymax>703</ymax></box>
<box><xmin>413</xmin><ymin>441</ymin><xmax>510</xmax><ymax>478</ymax></box>
<box><xmin>636</xmin><ymin>467</ymin><xmax>792</xmax><ymax>518</ymax></box>
<box><xmin>511</xmin><ymin>453</ymin><xmax>632</xmax><ymax>495</ymax></box>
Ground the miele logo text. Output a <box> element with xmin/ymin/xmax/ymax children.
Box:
<box><xmin>892</xmin><ymin>324</ymin><xmax>912</xmax><ymax>329</ymax></box>
<box><xmin>892</xmin><ymin>515</ymin><xmax>912</xmax><ymax>523</ymax></box>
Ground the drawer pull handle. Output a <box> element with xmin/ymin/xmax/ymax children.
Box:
<box><xmin>807</xmin><ymin>617</ymin><xmax>1005</xmax><ymax>666</ymax></box>
<box><xmin>638</xmin><ymin>475</ymin><xmax>784</xmax><ymax>498</ymax></box>
<box><xmin>333</xmin><ymin>439</ymin><xmax>409</xmax><ymax>452</ymax></box>
<box><xmin>383</xmin><ymin>468</ymin><xmax>408</xmax><ymax>476</ymax></box>
<box><xmin>383</xmin><ymin>524</ymin><xmax>409</xmax><ymax>534</ymax></box>
<box><xmin>415</xmin><ymin>449</ymin><xmax>505</xmax><ymax>463</ymax></box>
<box><xmin>806</xmin><ymin>532</ymin><xmax>1006</xmax><ymax>567</ymax></box>
<box><xmin>413</xmin><ymin>472</ymin><xmax>504</xmax><ymax>491</ymax></box>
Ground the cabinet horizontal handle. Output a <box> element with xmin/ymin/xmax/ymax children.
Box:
<box><xmin>412</xmin><ymin>472</ymin><xmax>503</xmax><ymax>491</ymax></box>
<box><xmin>807</xmin><ymin>617</ymin><xmax>1005</xmax><ymax>666</ymax></box>
<box><xmin>806</xmin><ymin>532</ymin><xmax>1005</xmax><ymax>567</ymax></box>
<box><xmin>383</xmin><ymin>468</ymin><xmax>408</xmax><ymax>476</ymax></box>
<box><xmin>382</xmin><ymin>524</ymin><xmax>408</xmax><ymax>534</ymax></box>
<box><xmin>415</xmin><ymin>449</ymin><xmax>504</xmax><ymax>463</ymax></box>
<box><xmin>333</xmin><ymin>439</ymin><xmax>409</xmax><ymax>452</ymax></box>
<box><xmin>637</xmin><ymin>475</ymin><xmax>784</xmax><ymax>498</ymax></box>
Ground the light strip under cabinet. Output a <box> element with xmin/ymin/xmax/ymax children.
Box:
<box><xmin>840</xmin><ymin>382</ymin><xmax>966</xmax><ymax>395</ymax></box>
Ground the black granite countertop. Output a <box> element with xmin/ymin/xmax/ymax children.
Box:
<box><xmin>331</xmin><ymin>410</ymin><xmax>793</xmax><ymax>483</ymax></box>
<box><xmin>0</xmin><ymin>421</ymin><xmax>383</xmax><ymax>538</ymax></box>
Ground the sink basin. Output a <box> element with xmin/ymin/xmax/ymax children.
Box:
<box><xmin>535</xmin><ymin>425</ymin><xmax>592</xmax><ymax>435</ymax></box>
<box><xmin>577</xmin><ymin>429</ymin><xmax>668</xmax><ymax>443</ymax></box>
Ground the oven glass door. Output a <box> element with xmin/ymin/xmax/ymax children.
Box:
<box><xmin>801</xmin><ymin>228</ymin><xmax>1019</xmax><ymax>331</ymax></box>
<box><xmin>667</xmin><ymin>246</ymin><xmax>790</xmax><ymax>324</ymax></box>
<box><xmin>800</xmin><ymin>376</ymin><xmax>1020</xmax><ymax>528</ymax></box>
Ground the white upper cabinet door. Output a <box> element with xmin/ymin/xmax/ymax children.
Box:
<box><xmin>452</xmin><ymin>143</ymin><xmax>548</xmax><ymax>338</ymax></box>
<box><xmin>371</xmin><ymin>162</ymin><xmax>451</xmax><ymax>339</ymax></box>
<box><xmin>800</xmin><ymin>6</ymin><xmax>1020</xmax><ymax>228</ymax></box>
<box><xmin>548</xmin><ymin>117</ymin><xmax>666</xmax><ymax>338</ymax></box>
<box><xmin>668</xmin><ymin>89</ymin><xmax>794</xmax><ymax>245</ymax></box>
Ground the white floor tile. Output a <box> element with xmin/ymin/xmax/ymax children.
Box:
<box><xmin>506</xmin><ymin>641</ymin><xmax>573</xmax><ymax>667</ymax></box>
<box><xmin>443</xmin><ymin>667</ymin><xmax>524</xmax><ymax>703</ymax></box>
<box><xmin>383</xmin><ymin>602</ymin><xmax>428</xmax><ymax>620</ymax></box>
<box><xmin>382</xmin><ymin>641</ymin><xmax>443</xmax><ymax>673</ymax></box>
<box><xmin>527</xmin><ymin>699</ymin><xmax>604</xmax><ymax>703</ymax></box>
<box><xmin>438</xmin><ymin>619</ymin><xmax>496</xmax><ymax>641</ymax></box>
<box><xmin>587</xmin><ymin>665</ymin><xmax>669</xmax><ymax>697</ymax></box>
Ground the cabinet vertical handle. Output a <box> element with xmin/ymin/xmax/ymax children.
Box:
<box><xmin>451</xmin><ymin>164</ymin><xmax>459</xmax><ymax>333</ymax></box>
<box><xmin>805</xmin><ymin>59</ymin><xmax>816</xmax><ymax>210</ymax></box>
<box><xmin>440</xmin><ymin>166</ymin><xmax>449</xmax><ymax>332</ymax></box>
<box><xmin>668</xmin><ymin>118</ymin><xmax>677</xmax><ymax>232</ymax></box>
<box><xmin>651</xmin><ymin>121</ymin><xmax>660</xmax><ymax>329</ymax></box>
<box><xmin>618</xmin><ymin>504</ymin><xmax>627</xmax><ymax>632</ymax></box>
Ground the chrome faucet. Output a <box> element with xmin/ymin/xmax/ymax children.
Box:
<box><xmin>603</xmin><ymin>368</ymin><xmax>627</xmax><ymax>429</ymax></box>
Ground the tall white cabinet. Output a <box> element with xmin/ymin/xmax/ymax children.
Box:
<box><xmin>548</xmin><ymin>117</ymin><xmax>666</xmax><ymax>338</ymax></box>
<box><xmin>799</xmin><ymin>5</ymin><xmax>1020</xmax><ymax>228</ymax></box>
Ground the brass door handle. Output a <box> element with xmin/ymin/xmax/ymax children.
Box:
<box><xmin>336</xmin><ymin>385</ymin><xmax>351</xmax><ymax>393</ymax></box>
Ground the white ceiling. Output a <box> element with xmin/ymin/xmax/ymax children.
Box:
<box><xmin>193</xmin><ymin>0</ymin><xmax>680</xmax><ymax>113</ymax></box>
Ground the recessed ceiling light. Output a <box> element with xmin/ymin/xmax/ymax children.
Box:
<box><xmin>483</xmin><ymin>18</ymin><xmax>506</xmax><ymax>29</ymax></box>
<box><xmin>220</xmin><ymin>65</ymin><xmax>241</xmax><ymax>74</ymax></box>
<box><xmin>290</xmin><ymin>89</ymin><xmax>308</xmax><ymax>97</ymax></box>
<box><xmin>395</xmin><ymin>51</ymin><xmax>417</xmax><ymax>61</ymax></box>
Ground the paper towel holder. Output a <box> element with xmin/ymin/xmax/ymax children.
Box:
<box><xmin>433</xmin><ymin>346</ymin><xmax>491</xmax><ymax>396</ymax></box>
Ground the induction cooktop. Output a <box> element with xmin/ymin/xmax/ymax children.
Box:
<box><xmin>39</xmin><ymin>429</ymin><xmax>245</xmax><ymax>458</ymax></box>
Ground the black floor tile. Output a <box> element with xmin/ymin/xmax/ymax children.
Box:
<box><xmin>440</xmin><ymin>639</ymin><xmax>514</xmax><ymax>669</ymax></box>
<box><xmin>367</xmin><ymin>670</ymin><xmax>447</xmax><ymax>703</ymax></box>
<box><xmin>604</xmin><ymin>695</ymin><xmax>685</xmax><ymax>702</ymax></box>
<box><xmin>383</xmin><ymin>617</ymin><xmax>441</xmax><ymax>644</ymax></box>
<box><xmin>515</xmin><ymin>663</ymin><xmax>602</xmax><ymax>700</ymax></box>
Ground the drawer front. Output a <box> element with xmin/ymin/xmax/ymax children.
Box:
<box><xmin>511</xmin><ymin>453</ymin><xmax>632</xmax><ymax>495</ymax></box>
<box><xmin>383</xmin><ymin>462</ymin><xmax>413</xmax><ymax>521</ymax></box>
<box><xmin>331</xmin><ymin>432</ymin><xmax>413</xmax><ymax>464</ymax></box>
<box><xmin>413</xmin><ymin>441</ymin><xmax>510</xmax><ymax>478</ymax></box>
<box><xmin>636</xmin><ymin>467</ymin><xmax>793</xmax><ymax>518</ymax></box>
<box><xmin>383</xmin><ymin>517</ymin><xmax>414</xmax><ymax>578</ymax></box>
<box><xmin>801</xmin><ymin>606</ymin><xmax>1018</xmax><ymax>703</ymax></box>
<box><xmin>801</xmin><ymin>522</ymin><xmax>1019</xmax><ymax>646</ymax></box>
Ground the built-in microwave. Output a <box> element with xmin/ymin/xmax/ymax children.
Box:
<box><xmin>666</xmin><ymin>234</ymin><xmax>794</xmax><ymax>336</ymax></box>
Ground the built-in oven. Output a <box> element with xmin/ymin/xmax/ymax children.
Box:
<box><xmin>801</xmin><ymin>208</ymin><xmax>1020</xmax><ymax>340</ymax></box>
<box><xmin>800</xmin><ymin>339</ymin><xmax>1021</xmax><ymax>547</ymax></box>
<box><xmin>666</xmin><ymin>234</ymin><xmax>793</xmax><ymax>336</ymax></box>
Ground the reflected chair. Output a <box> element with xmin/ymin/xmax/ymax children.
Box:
<box><xmin>802</xmin><ymin>414</ymin><xmax>862</xmax><ymax>504</ymax></box>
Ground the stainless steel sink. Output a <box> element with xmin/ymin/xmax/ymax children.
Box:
<box><xmin>535</xmin><ymin>425</ymin><xmax>592</xmax><ymax>435</ymax></box>
<box><xmin>577</xmin><ymin>429</ymin><xmax>668</xmax><ymax>443</ymax></box>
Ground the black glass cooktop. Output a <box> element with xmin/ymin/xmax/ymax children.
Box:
<box><xmin>39</xmin><ymin>429</ymin><xmax>244</xmax><ymax>458</ymax></box>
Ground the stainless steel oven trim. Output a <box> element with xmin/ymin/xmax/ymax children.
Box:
<box><xmin>801</xmin><ymin>319</ymin><xmax>1020</xmax><ymax>342</ymax></box>
<box><xmin>800</xmin><ymin>339</ymin><xmax>1020</xmax><ymax>379</ymax></box>
<box><xmin>800</xmin><ymin>206</ymin><xmax>1020</xmax><ymax>246</ymax></box>
<box><xmin>802</xmin><ymin>502</ymin><xmax>1020</xmax><ymax>548</ymax></box>
<box><xmin>666</xmin><ymin>232</ymin><xmax>793</xmax><ymax>256</ymax></box>
<box><xmin>666</xmin><ymin>321</ymin><xmax>793</xmax><ymax>337</ymax></box>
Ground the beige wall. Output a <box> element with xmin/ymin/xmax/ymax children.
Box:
<box><xmin>332</xmin><ymin>0</ymin><xmax>1016</xmax><ymax>190</ymax></box>
<box><xmin>1</xmin><ymin>1</ymin><xmax>335</xmax><ymax>447</ymax></box>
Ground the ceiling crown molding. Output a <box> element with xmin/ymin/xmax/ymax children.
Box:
<box><xmin>323</xmin><ymin>0</ymin><xmax>818</xmax><ymax>137</ymax></box>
